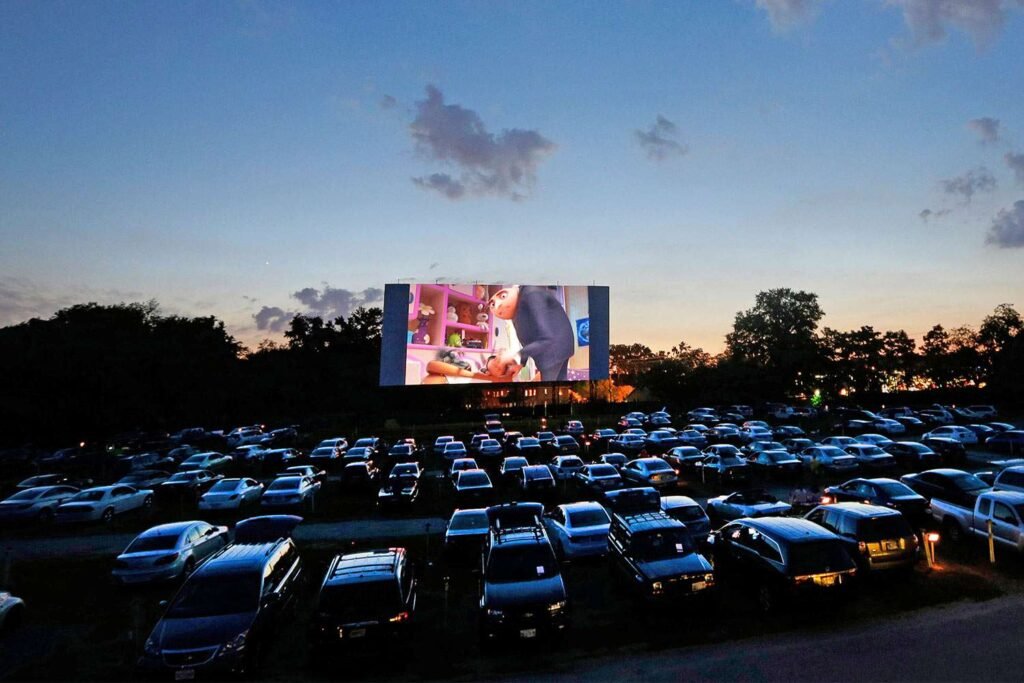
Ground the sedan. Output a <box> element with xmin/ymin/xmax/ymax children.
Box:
<box><xmin>544</xmin><ymin>502</ymin><xmax>611</xmax><ymax>559</ymax></box>
<box><xmin>279</xmin><ymin>465</ymin><xmax>327</xmax><ymax>484</ymax></box>
<box><xmin>549</xmin><ymin>455</ymin><xmax>586</xmax><ymax>481</ymax></box>
<box><xmin>706</xmin><ymin>490</ymin><xmax>791</xmax><ymax>523</ymax></box>
<box><xmin>922</xmin><ymin>426</ymin><xmax>979</xmax><ymax>445</ymax></box>
<box><xmin>499</xmin><ymin>456</ymin><xmax>529</xmax><ymax>487</ymax></box>
<box><xmin>518</xmin><ymin>464</ymin><xmax>557</xmax><ymax>496</ymax></box>
<box><xmin>644</xmin><ymin>430</ymin><xmax>682</xmax><ymax>454</ymax></box>
<box><xmin>676</xmin><ymin>430</ymin><xmax>708</xmax><ymax>448</ymax></box>
<box><xmin>476</xmin><ymin>439</ymin><xmax>504</xmax><ymax>461</ymax></box>
<box><xmin>588</xmin><ymin>429</ymin><xmax>619</xmax><ymax>455</ymax></box>
<box><xmin>550</xmin><ymin>434</ymin><xmax>581</xmax><ymax>456</ymax></box>
<box><xmin>822</xmin><ymin>478</ymin><xmax>928</xmax><ymax>521</ymax></box>
<box><xmin>660</xmin><ymin>496</ymin><xmax>712</xmax><ymax>540</ymax></box>
<box><xmin>453</xmin><ymin>469</ymin><xmax>494</xmax><ymax>505</ymax></box>
<box><xmin>882</xmin><ymin>442</ymin><xmax>942</xmax><ymax>470</ymax></box>
<box><xmin>620</xmin><ymin>457</ymin><xmax>678</xmax><ymax>489</ymax></box>
<box><xmin>177</xmin><ymin>452</ymin><xmax>232</xmax><ymax>473</ymax></box>
<box><xmin>14</xmin><ymin>474</ymin><xmax>88</xmax><ymax>491</ymax></box>
<box><xmin>772</xmin><ymin>425</ymin><xmax>806</xmax><ymax>439</ymax></box>
<box><xmin>377</xmin><ymin>474</ymin><xmax>420</xmax><ymax>508</ymax></box>
<box><xmin>609</xmin><ymin>433</ymin><xmax>647</xmax><ymax>457</ymax></box>
<box><xmin>433</xmin><ymin>436</ymin><xmax>454</xmax><ymax>455</ymax></box>
<box><xmin>156</xmin><ymin>470</ymin><xmax>224</xmax><ymax>502</ymax></box>
<box><xmin>511</xmin><ymin>437</ymin><xmax>543</xmax><ymax>462</ymax></box>
<box><xmin>198</xmin><ymin>478</ymin><xmax>264</xmax><ymax>512</ymax></box>
<box><xmin>843</xmin><ymin>444</ymin><xmax>897</xmax><ymax>471</ymax></box>
<box><xmin>574</xmin><ymin>463</ymin><xmax>624</xmax><ymax>496</ymax></box>
<box><xmin>799</xmin><ymin>446</ymin><xmax>859</xmax><ymax>474</ymax></box>
<box><xmin>117</xmin><ymin>470</ymin><xmax>171</xmax><ymax>490</ymax></box>
<box><xmin>442</xmin><ymin>441</ymin><xmax>469</xmax><ymax>461</ymax></box>
<box><xmin>663</xmin><ymin>446</ymin><xmax>704</xmax><ymax>475</ymax></box>
<box><xmin>821</xmin><ymin>436</ymin><xmax>858</xmax><ymax>449</ymax></box>
<box><xmin>0</xmin><ymin>485</ymin><xmax>80</xmax><ymax>524</ymax></box>
<box><xmin>870</xmin><ymin>419</ymin><xmax>906</xmax><ymax>436</ymax></box>
<box><xmin>854</xmin><ymin>434</ymin><xmax>895</xmax><ymax>447</ymax></box>
<box><xmin>750</xmin><ymin>451</ymin><xmax>803</xmax><ymax>478</ymax></box>
<box><xmin>260</xmin><ymin>476</ymin><xmax>320</xmax><ymax>508</ymax></box>
<box><xmin>448</xmin><ymin>457</ymin><xmax>479</xmax><ymax>480</ymax></box>
<box><xmin>600</xmin><ymin>452</ymin><xmax>629</xmax><ymax>470</ymax></box>
<box><xmin>900</xmin><ymin>469</ymin><xmax>991</xmax><ymax>509</ymax></box>
<box><xmin>782</xmin><ymin>438</ymin><xmax>816</xmax><ymax>455</ymax></box>
<box><xmin>112</xmin><ymin>521</ymin><xmax>229</xmax><ymax>584</ymax></box>
<box><xmin>55</xmin><ymin>485</ymin><xmax>153</xmax><ymax>524</ymax></box>
<box><xmin>339</xmin><ymin>461</ymin><xmax>380</xmax><ymax>491</ymax></box>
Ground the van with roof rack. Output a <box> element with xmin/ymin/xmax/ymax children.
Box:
<box><xmin>479</xmin><ymin>503</ymin><xmax>569</xmax><ymax>644</ymax></box>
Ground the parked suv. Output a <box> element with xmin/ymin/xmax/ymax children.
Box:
<box><xmin>710</xmin><ymin>517</ymin><xmax>857</xmax><ymax>613</ymax></box>
<box><xmin>805</xmin><ymin>503</ymin><xmax>918</xmax><ymax>573</ymax></box>
<box><xmin>607</xmin><ymin>510</ymin><xmax>714</xmax><ymax>601</ymax></box>
<box><xmin>138</xmin><ymin>536</ymin><xmax>303</xmax><ymax>677</ymax></box>
<box><xmin>479</xmin><ymin>504</ymin><xmax>568</xmax><ymax>644</ymax></box>
<box><xmin>310</xmin><ymin>548</ymin><xmax>416</xmax><ymax>654</ymax></box>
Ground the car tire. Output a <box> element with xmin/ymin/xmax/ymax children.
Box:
<box><xmin>101</xmin><ymin>507</ymin><xmax>115</xmax><ymax>524</ymax></box>
<box><xmin>37</xmin><ymin>508</ymin><xmax>54</xmax><ymax>525</ymax></box>
<box><xmin>183</xmin><ymin>556</ymin><xmax>196</xmax><ymax>577</ymax></box>
<box><xmin>142</xmin><ymin>495</ymin><xmax>153</xmax><ymax>510</ymax></box>
<box><xmin>943</xmin><ymin>518</ymin><xmax>964</xmax><ymax>544</ymax></box>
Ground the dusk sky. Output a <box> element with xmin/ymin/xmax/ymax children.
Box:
<box><xmin>2</xmin><ymin>1</ymin><xmax>1022</xmax><ymax>353</ymax></box>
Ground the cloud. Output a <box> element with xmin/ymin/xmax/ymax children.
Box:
<box><xmin>292</xmin><ymin>285</ymin><xmax>384</xmax><ymax>319</ymax></box>
<box><xmin>967</xmin><ymin>117</ymin><xmax>1001</xmax><ymax>144</ymax></box>
<box><xmin>253</xmin><ymin>306</ymin><xmax>294</xmax><ymax>332</ymax></box>
<box><xmin>379</xmin><ymin>94</ymin><xmax>397</xmax><ymax>109</ymax></box>
<box><xmin>919</xmin><ymin>208</ymin><xmax>952</xmax><ymax>221</ymax></box>
<box><xmin>1006</xmin><ymin>152</ymin><xmax>1024</xmax><ymax>186</ymax></box>
<box><xmin>635</xmin><ymin>115</ymin><xmax>689</xmax><ymax>161</ymax></box>
<box><xmin>755</xmin><ymin>0</ymin><xmax>822</xmax><ymax>31</ymax></box>
<box><xmin>941</xmin><ymin>166</ymin><xmax>997</xmax><ymax>203</ymax></box>
<box><xmin>409</xmin><ymin>85</ymin><xmax>556</xmax><ymax>200</ymax></box>
<box><xmin>986</xmin><ymin>200</ymin><xmax>1024</xmax><ymax>248</ymax></box>
<box><xmin>885</xmin><ymin>0</ymin><xmax>1023</xmax><ymax>48</ymax></box>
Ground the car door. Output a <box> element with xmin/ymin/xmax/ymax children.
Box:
<box><xmin>991</xmin><ymin>502</ymin><xmax>1021</xmax><ymax>547</ymax></box>
<box><xmin>110</xmin><ymin>486</ymin><xmax>133</xmax><ymax>513</ymax></box>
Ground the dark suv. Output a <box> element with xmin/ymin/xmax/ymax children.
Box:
<box><xmin>608</xmin><ymin>510</ymin><xmax>714</xmax><ymax>601</ymax></box>
<box><xmin>479</xmin><ymin>504</ymin><xmax>569</xmax><ymax>644</ymax></box>
<box><xmin>138</xmin><ymin>537</ymin><xmax>303</xmax><ymax>676</ymax></box>
<box><xmin>710</xmin><ymin>517</ymin><xmax>857</xmax><ymax>613</ymax></box>
<box><xmin>805</xmin><ymin>503</ymin><xmax>919</xmax><ymax>573</ymax></box>
<box><xmin>310</xmin><ymin>548</ymin><xmax>417</xmax><ymax>654</ymax></box>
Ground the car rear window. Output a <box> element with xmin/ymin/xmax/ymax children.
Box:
<box><xmin>268</xmin><ymin>478</ymin><xmax>301</xmax><ymax>491</ymax></box>
<box><xmin>787</xmin><ymin>541</ymin><xmax>854</xmax><ymax>576</ymax></box>
<box><xmin>459</xmin><ymin>472</ymin><xmax>490</xmax><ymax>487</ymax></box>
<box><xmin>126</xmin><ymin>534</ymin><xmax>179</xmax><ymax>553</ymax></box>
<box><xmin>646</xmin><ymin>459</ymin><xmax>673</xmax><ymax>472</ymax></box>
<box><xmin>856</xmin><ymin>516</ymin><xmax>913</xmax><ymax>542</ymax></box>
<box><xmin>486</xmin><ymin>544</ymin><xmax>559</xmax><ymax>583</ymax></box>
<box><xmin>319</xmin><ymin>580</ymin><xmax>401</xmax><ymax>620</ymax></box>
<box><xmin>632</xmin><ymin>528</ymin><xmax>694</xmax><ymax>560</ymax></box>
<box><xmin>589</xmin><ymin>465</ymin><xmax>618</xmax><ymax>477</ymax></box>
<box><xmin>568</xmin><ymin>509</ymin><xmax>609</xmax><ymax>527</ymax></box>
<box><xmin>209</xmin><ymin>479</ymin><xmax>240</xmax><ymax>493</ymax></box>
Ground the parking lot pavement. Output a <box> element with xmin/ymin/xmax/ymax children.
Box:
<box><xmin>0</xmin><ymin>515</ymin><xmax>446</xmax><ymax>561</ymax></box>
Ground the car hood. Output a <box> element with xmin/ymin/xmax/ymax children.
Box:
<box><xmin>152</xmin><ymin>611</ymin><xmax>256</xmax><ymax>651</ymax></box>
<box><xmin>636</xmin><ymin>554</ymin><xmax>712</xmax><ymax>580</ymax></box>
<box><xmin>485</xmin><ymin>575</ymin><xmax>566</xmax><ymax>608</ymax></box>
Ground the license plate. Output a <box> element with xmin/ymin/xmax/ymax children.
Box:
<box><xmin>520</xmin><ymin>628</ymin><xmax>537</xmax><ymax>639</ymax></box>
<box><xmin>886</xmin><ymin>541</ymin><xmax>898</xmax><ymax>551</ymax></box>
<box><xmin>174</xmin><ymin>670</ymin><xmax>195</xmax><ymax>681</ymax></box>
<box><xmin>691</xmin><ymin>581</ymin><xmax>707</xmax><ymax>592</ymax></box>
<box><xmin>349</xmin><ymin>628</ymin><xmax>366</xmax><ymax>638</ymax></box>
<box><xmin>814</xmin><ymin>575</ymin><xmax>837</xmax><ymax>587</ymax></box>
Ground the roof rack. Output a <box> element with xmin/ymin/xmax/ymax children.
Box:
<box><xmin>618</xmin><ymin>510</ymin><xmax>675</xmax><ymax>526</ymax></box>
<box><xmin>493</xmin><ymin>524</ymin><xmax>545</xmax><ymax>542</ymax></box>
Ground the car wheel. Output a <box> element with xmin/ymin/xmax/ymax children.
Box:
<box><xmin>183</xmin><ymin>556</ymin><xmax>196</xmax><ymax>577</ymax></box>
<box><xmin>37</xmin><ymin>508</ymin><xmax>54</xmax><ymax>525</ymax></box>
<box><xmin>758</xmin><ymin>584</ymin><xmax>777</xmax><ymax>614</ymax></box>
<box><xmin>943</xmin><ymin>518</ymin><xmax>964</xmax><ymax>544</ymax></box>
<box><xmin>142</xmin><ymin>495</ymin><xmax>153</xmax><ymax>510</ymax></box>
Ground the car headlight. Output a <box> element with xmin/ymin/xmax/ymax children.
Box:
<box><xmin>547</xmin><ymin>600</ymin><xmax>567</xmax><ymax>614</ymax></box>
<box><xmin>650</xmin><ymin>581</ymin><xmax>663</xmax><ymax>594</ymax></box>
<box><xmin>144</xmin><ymin>636</ymin><xmax>160</xmax><ymax>656</ymax></box>
<box><xmin>486</xmin><ymin>608</ymin><xmax>504</xmax><ymax>618</ymax></box>
<box><xmin>219</xmin><ymin>630</ymin><xmax>248</xmax><ymax>655</ymax></box>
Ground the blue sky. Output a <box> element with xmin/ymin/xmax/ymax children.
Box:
<box><xmin>1</xmin><ymin>1</ymin><xmax>1022</xmax><ymax>352</ymax></box>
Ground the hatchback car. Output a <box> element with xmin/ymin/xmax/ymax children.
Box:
<box><xmin>113</xmin><ymin>521</ymin><xmax>229</xmax><ymax>584</ymax></box>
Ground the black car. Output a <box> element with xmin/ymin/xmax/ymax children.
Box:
<box><xmin>387</xmin><ymin>443</ymin><xmax>417</xmax><ymax>462</ymax></box>
<box><xmin>453</xmin><ymin>469</ymin><xmax>495</xmax><ymax>506</ymax></box>
<box><xmin>516</xmin><ymin>465</ymin><xmax>556</xmax><ymax>498</ymax></box>
<box><xmin>986</xmin><ymin>430</ymin><xmax>1024</xmax><ymax>454</ymax></box>
<box><xmin>710</xmin><ymin>517</ymin><xmax>857</xmax><ymax>613</ymax></box>
<box><xmin>377</xmin><ymin>474</ymin><xmax>420</xmax><ymax>508</ymax></box>
<box><xmin>155</xmin><ymin>469</ymin><xmax>223</xmax><ymax>503</ymax></box>
<box><xmin>694</xmin><ymin>448</ymin><xmax>750</xmax><ymax>486</ymax></box>
<box><xmin>511</xmin><ymin>437</ymin><xmax>543</xmax><ymax>463</ymax></box>
<box><xmin>339</xmin><ymin>462</ymin><xmax>380</xmax><ymax>492</ymax></box>
<box><xmin>550</xmin><ymin>435</ymin><xmax>581</xmax><ymax>456</ymax></box>
<box><xmin>663</xmin><ymin>446</ymin><xmax>704</xmax><ymax>476</ymax></box>
<box><xmin>116</xmin><ymin>469</ymin><xmax>171</xmax><ymax>490</ymax></box>
<box><xmin>608</xmin><ymin>433</ymin><xmax>646</xmax><ymax>457</ymax></box>
<box><xmin>138</xmin><ymin>536</ymin><xmax>303</xmax><ymax>676</ymax></box>
<box><xmin>499</xmin><ymin>457</ymin><xmax>530</xmax><ymax>488</ymax></box>
<box><xmin>900</xmin><ymin>469</ymin><xmax>991</xmax><ymax>509</ymax></box>
<box><xmin>310</xmin><ymin>548</ymin><xmax>416</xmax><ymax>655</ymax></box>
<box><xmin>921</xmin><ymin>437</ymin><xmax>967</xmax><ymax>466</ymax></box>
<box><xmin>607</xmin><ymin>510</ymin><xmax>714</xmax><ymax>601</ymax></box>
<box><xmin>479</xmin><ymin>504</ymin><xmax>568</xmax><ymax>644</ymax></box>
<box><xmin>536</xmin><ymin>432</ymin><xmax>557</xmax><ymax>453</ymax></box>
<box><xmin>822</xmin><ymin>478</ymin><xmax>928</xmax><ymax>522</ymax></box>
<box><xmin>442</xmin><ymin>508</ymin><xmax>489</xmax><ymax>567</ymax></box>
<box><xmin>573</xmin><ymin>463</ymin><xmax>623</xmax><ymax>497</ymax></box>
<box><xmin>749</xmin><ymin>451</ymin><xmax>803</xmax><ymax>479</ymax></box>
<box><xmin>881</xmin><ymin>442</ymin><xmax>943</xmax><ymax>470</ymax></box>
<box><xmin>588</xmin><ymin>429</ymin><xmax>619</xmax><ymax>455</ymax></box>
<box><xmin>805</xmin><ymin>503</ymin><xmax>919</xmax><ymax>573</ymax></box>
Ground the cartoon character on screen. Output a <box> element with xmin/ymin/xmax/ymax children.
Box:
<box><xmin>488</xmin><ymin>285</ymin><xmax>575</xmax><ymax>382</ymax></box>
<box><xmin>412</xmin><ymin>303</ymin><xmax>434</xmax><ymax>344</ymax></box>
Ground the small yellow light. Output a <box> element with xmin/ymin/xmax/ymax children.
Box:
<box><xmin>926</xmin><ymin>532</ymin><xmax>940</xmax><ymax>543</ymax></box>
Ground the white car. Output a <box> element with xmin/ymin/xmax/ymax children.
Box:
<box><xmin>854</xmin><ymin>433</ymin><xmax>895</xmax><ymax>447</ymax></box>
<box><xmin>548</xmin><ymin>455</ymin><xmax>585</xmax><ymax>481</ymax></box>
<box><xmin>0</xmin><ymin>485</ymin><xmax>80</xmax><ymax>524</ymax></box>
<box><xmin>178</xmin><ymin>451</ymin><xmax>232</xmax><ymax>472</ymax></box>
<box><xmin>870</xmin><ymin>419</ymin><xmax>906</xmax><ymax>436</ymax></box>
<box><xmin>821</xmin><ymin>436</ymin><xmax>858</xmax><ymax>448</ymax></box>
<box><xmin>226</xmin><ymin>426</ymin><xmax>264</xmax><ymax>446</ymax></box>
<box><xmin>0</xmin><ymin>591</ymin><xmax>25</xmax><ymax>632</ymax></box>
<box><xmin>112</xmin><ymin>521</ymin><xmax>229</xmax><ymax>584</ymax></box>
<box><xmin>198</xmin><ymin>478</ymin><xmax>264</xmax><ymax>511</ymax></box>
<box><xmin>923</xmin><ymin>426</ymin><xmax>979</xmax><ymax>445</ymax></box>
<box><xmin>230</xmin><ymin>445</ymin><xmax>267</xmax><ymax>464</ymax></box>
<box><xmin>55</xmin><ymin>485</ymin><xmax>153</xmax><ymax>524</ymax></box>
<box><xmin>543</xmin><ymin>502</ymin><xmax>610</xmax><ymax>559</ymax></box>
<box><xmin>260</xmin><ymin>476</ymin><xmax>320</xmax><ymax>508</ymax></box>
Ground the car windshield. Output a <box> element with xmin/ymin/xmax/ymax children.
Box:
<box><xmin>318</xmin><ymin>580</ymin><xmax>401</xmax><ymax>621</ymax></box>
<box><xmin>645</xmin><ymin>459</ymin><xmax>672</xmax><ymax>472</ymax></box>
<box><xmin>208</xmin><ymin>480</ymin><xmax>240</xmax><ymax>493</ymax></box>
<box><xmin>819</xmin><ymin>447</ymin><xmax>845</xmax><ymax>457</ymax></box>
<box><xmin>589</xmin><ymin>465</ymin><xmax>618</xmax><ymax>477</ymax></box>
<box><xmin>459</xmin><ymin>472</ymin><xmax>490</xmax><ymax>487</ymax></box>
<box><xmin>126</xmin><ymin>534</ymin><xmax>179</xmax><ymax>553</ymax></box>
<box><xmin>767</xmin><ymin>452</ymin><xmax>792</xmax><ymax>463</ymax></box>
<box><xmin>950</xmin><ymin>473</ymin><xmax>989</xmax><ymax>492</ymax></box>
<box><xmin>392</xmin><ymin>465</ymin><xmax>417</xmax><ymax>476</ymax></box>
<box><xmin>486</xmin><ymin>545</ymin><xmax>559</xmax><ymax>583</ymax></box>
<box><xmin>167</xmin><ymin>472</ymin><xmax>196</xmax><ymax>482</ymax></box>
<box><xmin>449</xmin><ymin>512</ymin><xmax>488</xmax><ymax>531</ymax></box>
<box><xmin>788</xmin><ymin>541</ymin><xmax>854</xmax><ymax>576</ymax></box>
<box><xmin>503</xmin><ymin>459</ymin><xmax>527</xmax><ymax>471</ymax></box>
<box><xmin>7</xmin><ymin>489</ymin><xmax>46</xmax><ymax>501</ymax></box>
<box><xmin>519</xmin><ymin>439</ymin><xmax>539</xmax><ymax>447</ymax></box>
<box><xmin>167</xmin><ymin>573</ymin><xmax>260</xmax><ymax>618</ymax></box>
<box><xmin>482</xmin><ymin>440</ymin><xmax>500</xmax><ymax>448</ymax></box>
<box><xmin>567</xmin><ymin>509</ymin><xmax>609</xmax><ymax>527</ymax></box>
<box><xmin>71</xmin><ymin>490</ymin><xmax>105</xmax><ymax>502</ymax></box>
<box><xmin>561</xmin><ymin>457</ymin><xmax>583</xmax><ymax>467</ymax></box>
<box><xmin>857</xmin><ymin>516</ymin><xmax>913</xmax><ymax>542</ymax></box>
<box><xmin>876</xmin><ymin>482</ymin><xmax>915</xmax><ymax>497</ymax></box>
<box><xmin>268</xmin><ymin>478</ymin><xmax>300</xmax><ymax>491</ymax></box>
<box><xmin>633</xmin><ymin>529</ymin><xmax>694</xmax><ymax>560</ymax></box>
<box><xmin>667</xmin><ymin>505</ymin><xmax>706</xmax><ymax>522</ymax></box>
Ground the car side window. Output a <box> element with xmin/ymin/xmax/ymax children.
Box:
<box><xmin>978</xmin><ymin>498</ymin><xmax>992</xmax><ymax>516</ymax></box>
<box><xmin>993</xmin><ymin>503</ymin><xmax>1017</xmax><ymax>525</ymax></box>
<box><xmin>186</xmin><ymin>527</ymin><xmax>202</xmax><ymax>545</ymax></box>
<box><xmin>839</xmin><ymin>515</ymin><xmax>857</xmax><ymax>537</ymax></box>
<box><xmin>806</xmin><ymin>509</ymin><xmax>826</xmax><ymax>525</ymax></box>
<box><xmin>856</xmin><ymin>483</ymin><xmax>874</xmax><ymax>498</ymax></box>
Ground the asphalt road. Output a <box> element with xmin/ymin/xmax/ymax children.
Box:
<box><xmin>502</xmin><ymin>595</ymin><xmax>1024</xmax><ymax>682</ymax></box>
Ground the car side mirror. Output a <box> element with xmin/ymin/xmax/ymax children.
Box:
<box><xmin>158</xmin><ymin>600</ymin><xmax>169</xmax><ymax>609</ymax></box>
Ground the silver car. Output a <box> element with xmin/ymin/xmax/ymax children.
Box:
<box><xmin>0</xmin><ymin>485</ymin><xmax>79</xmax><ymax>524</ymax></box>
<box><xmin>112</xmin><ymin>521</ymin><xmax>229</xmax><ymax>584</ymax></box>
<box><xmin>198</xmin><ymin>478</ymin><xmax>264</xmax><ymax>512</ymax></box>
<box><xmin>260</xmin><ymin>475</ymin><xmax>320</xmax><ymax>508</ymax></box>
<box><xmin>55</xmin><ymin>485</ymin><xmax>153</xmax><ymax>524</ymax></box>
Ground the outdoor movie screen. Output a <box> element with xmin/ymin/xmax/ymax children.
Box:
<box><xmin>379</xmin><ymin>283</ymin><xmax>609</xmax><ymax>386</ymax></box>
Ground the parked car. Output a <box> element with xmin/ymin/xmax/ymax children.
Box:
<box><xmin>475</xmin><ymin>439</ymin><xmax>504</xmax><ymax>462</ymax></box>
<box><xmin>854</xmin><ymin>433</ymin><xmax>895</xmax><ymax>447</ymax></box>
<box><xmin>342</xmin><ymin>447</ymin><xmax>374</xmax><ymax>465</ymax></box>
<box><xmin>499</xmin><ymin>457</ymin><xmax>530</xmax><ymax>487</ymax></box>
<box><xmin>156</xmin><ymin>470</ymin><xmax>223</xmax><ymax>503</ymax></box>
<box><xmin>772</xmin><ymin>426</ymin><xmax>806</xmax><ymax>439</ymax></box>
<box><xmin>260</xmin><ymin>448</ymin><xmax>301</xmax><ymax>470</ymax></box>
<box><xmin>608</xmin><ymin>433</ymin><xmax>646</xmax><ymax>457</ymax></box>
<box><xmin>442</xmin><ymin>508</ymin><xmax>489</xmax><ymax>566</ymax></box>
<box><xmin>309</xmin><ymin>548</ymin><xmax>416</xmax><ymax>655</ymax></box>
<box><xmin>573</xmin><ymin>464</ymin><xmax>623</xmax><ymax>497</ymax></box>
<box><xmin>543</xmin><ymin>502</ymin><xmax>611</xmax><ymax>559</ymax></box>
<box><xmin>921</xmin><ymin>436</ymin><xmax>968</xmax><ymax>465</ymax></box>
<box><xmin>620</xmin><ymin>457</ymin><xmax>678</xmax><ymax>489</ymax></box>
<box><xmin>643</xmin><ymin>430</ymin><xmax>682</xmax><ymax>454</ymax></box>
<box><xmin>517</xmin><ymin>465</ymin><xmax>557</xmax><ymax>497</ymax></box>
<box><xmin>113</xmin><ymin>521</ymin><xmax>229</xmax><ymax>584</ymax></box>
<box><xmin>377</xmin><ymin>471</ymin><xmax>421</xmax><ymax>508</ymax></box>
<box><xmin>138</xmin><ymin>536</ymin><xmax>303</xmax><ymax>676</ymax></box>
<box><xmin>749</xmin><ymin>450</ymin><xmax>803</xmax><ymax>478</ymax></box>
<box><xmin>900</xmin><ymin>469</ymin><xmax>991</xmax><ymax>509</ymax></box>
<box><xmin>663</xmin><ymin>446</ymin><xmax>704</xmax><ymax>475</ymax></box>
<box><xmin>279</xmin><ymin>465</ymin><xmax>326</xmax><ymax>484</ymax></box>
<box><xmin>309</xmin><ymin>446</ymin><xmax>343</xmax><ymax>470</ymax></box>
<box><xmin>55</xmin><ymin>485</ymin><xmax>153</xmax><ymax>524</ymax></box>
<box><xmin>433</xmin><ymin>436</ymin><xmax>455</xmax><ymax>456</ymax></box>
<box><xmin>0</xmin><ymin>590</ymin><xmax>25</xmax><ymax>632</ymax></box>
<box><xmin>798</xmin><ymin>446</ymin><xmax>859</xmax><ymax>474</ymax></box>
<box><xmin>782</xmin><ymin>438</ymin><xmax>816</xmax><ymax>455</ymax></box>
<box><xmin>821</xmin><ymin>478</ymin><xmax>928</xmax><ymax>521</ymax></box>
<box><xmin>479</xmin><ymin>504</ymin><xmax>568</xmax><ymax>643</ymax></box>
<box><xmin>659</xmin><ymin>496</ymin><xmax>711</xmax><ymax>541</ymax></box>
<box><xmin>710</xmin><ymin>517</ymin><xmax>857</xmax><ymax>613</ymax></box>
<box><xmin>562</xmin><ymin>420</ymin><xmax>585</xmax><ymax>437</ymax></box>
<box><xmin>986</xmin><ymin>430</ymin><xmax>1024</xmax><ymax>455</ymax></box>
<box><xmin>843</xmin><ymin>444</ymin><xmax>897</xmax><ymax>471</ymax></box>
<box><xmin>706</xmin><ymin>490</ymin><xmax>791</xmax><ymax>523</ymax></box>
<box><xmin>453</xmin><ymin>469</ymin><xmax>494</xmax><ymax>505</ymax></box>
<box><xmin>117</xmin><ymin>470</ymin><xmax>171</xmax><ymax>490</ymax></box>
<box><xmin>588</xmin><ymin>429</ymin><xmax>619</xmax><ymax>455</ymax></box>
<box><xmin>993</xmin><ymin>465</ymin><xmax>1024</xmax><ymax>493</ymax></box>
<box><xmin>928</xmin><ymin>489</ymin><xmax>1024</xmax><ymax>548</ymax></box>
<box><xmin>485</xmin><ymin>420</ymin><xmax>506</xmax><ymax>440</ymax></box>
<box><xmin>0</xmin><ymin>485</ymin><xmax>80</xmax><ymax>524</ymax></box>
<box><xmin>510</xmin><ymin>437</ymin><xmax>543</xmax><ymax>462</ymax></box>
<box><xmin>548</xmin><ymin>455</ymin><xmax>586</xmax><ymax>481</ymax></box>
<box><xmin>821</xmin><ymin>436</ymin><xmax>858</xmax><ymax>449</ymax></box>
<box><xmin>694</xmin><ymin>447</ymin><xmax>750</xmax><ymax>486</ymax></box>
<box><xmin>261</xmin><ymin>476</ymin><xmax>319</xmax><ymax>509</ymax></box>
<box><xmin>340</xmin><ymin>462</ymin><xmax>380</xmax><ymax>492</ymax></box>
<box><xmin>675</xmin><ymin>430</ymin><xmax>707</xmax><ymax>448</ymax></box>
<box><xmin>922</xmin><ymin>426</ymin><xmax>978</xmax><ymax>445</ymax></box>
<box><xmin>197</xmin><ymin>478</ymin><xmax>264</xmax><ymax>512</ymax></box>
<box><xmin>607</xmin><ymin>508</ymin><xmax>714</xmax><ymax>601</ymax></box>
<box><xmin>448</xmin><ymin>458</ymin><xmax>480</xmax><ymax>480</ymax></box>
<box><xmin>386</xmin><ymin>442</ymin><xmax>416</xmax><ymax>462</ymax></box>
<box><xmin>881</xmin><ymin>442</ymin><xmax>943</xmax><ymax>470</ymax></box>
<box><xmin>805</xmin><ymin>503</ymin><xmax>918</xmax><ymax>573</ymax></box>
<box><xmin>869</xmin><ymin>419</ymin><xmax>906</xmax><ymax>436</ymax></box>
<box><xmin>14</xmin><ymin>474</ymin><xmax>88</xmax><ymax>491</ymax></box>
<box><xmin>442</xmin><ymin>441</ymin><xmax>469</xmax><ymax>461</ymax></box>
<box><xmin>600</xmin><ymin>452</ymin><xmax>629</xmax><ymax>470</ymax></box>
<box><xmin>178</xmin><ymin>452</ymin><xmax>232</xmax><ymax>473</ymax></box>
<box><xmin>536</xmin><ymin>432</ymin><xmax>557</xmax><ymax>452</ymax></box>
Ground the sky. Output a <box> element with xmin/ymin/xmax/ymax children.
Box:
<box><xmin>1</xmin><ymin>0</ymin><xmax>1023</xmax><ymax>353</ymax></box>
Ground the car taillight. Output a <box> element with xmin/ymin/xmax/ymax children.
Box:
<box><xmin>389</xmin><ymin>611</ymin><xmax>410</xmax><ymax>623</ymax></box>
<box><xmin>154</xmin><ymin>553</ymin><xmax>179</xmax><ymax>566</ymax></box>
<box><xmin>820</xmin><ymin>495</ymin><xmax>834</xmax><ymax>504</ymax></box>
<box><xmin>857</xmin><ymin>541</ymin><xmax>867</xmax><ymax>554</ymax></box>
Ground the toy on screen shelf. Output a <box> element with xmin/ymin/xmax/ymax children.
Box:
<box><xmin>476</xmin><ymin>304</ymin><xmax>489</xmax><ymax>331</ymax></box>
<box><xmin>474</xmin><ymin>284</ymin><xmax>487</xmax><ymax>299</ymax></box>
<box><xmin>436</xmin><ymin>349</ymin><xmax>472</xmax><ymax>371</ymax></box>
<box><xmin>456</xmin><ymin>301</ymin><xmax>474</xmax><ymax>325</ymax></box>
<box><xmin>446</xmin><ymin>332</ymin><xmax>462</xmax><ymax>347</ymax></box>
<box><xmin>447</xmin><ymin>305</ymin><xmax>458</xmax><ymax>322</ymax></box>
<box><xmin>412</xmin><ymin>303</ymin><xmax>434</xmax><ymax>345</ymax></box>
<box><xmin>464</xmin><ymin>339</ymin><xmax>484</xmax><ymax>349</ymax></box>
